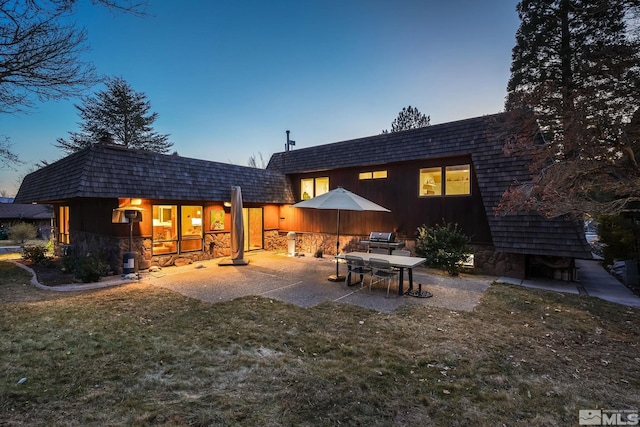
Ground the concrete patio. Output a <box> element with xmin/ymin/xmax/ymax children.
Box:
<box><xmin>140</xmin><ymin>250</ymin><xmax>494</xmax><ymax>312</ymax></box>
<box><xmin>13</xmin><ymin>250</ymin><xmax>640</xmax><ymax>311</ymax></box>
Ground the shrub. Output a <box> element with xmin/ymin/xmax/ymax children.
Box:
<box><xmin>75</xmin><ymin>255</ymin><xmax>108</xmax><ymax>283</ymax></box>
<box><xmin>8</xmin><ymin>222</ymin><xmax>37</xmax><ymax>244</ymax></box>
<box><xmin>598</xmin><ymin>214</ymin><xmax>639</xmax><ymax>267</ymax></box>
<box><xmin>415</xmin><ymin>221</ymin><xmax>472</xmax><ymax>276</ymax></box>
<box><xmin>62</xmin><ymin>253</ymin><xmax>108</xmax><ymax>283</ymax></box>
<box><xmin>21</xmin><ymin>245</ymin><xmax>49</xmax><ymax>264</ymax></box>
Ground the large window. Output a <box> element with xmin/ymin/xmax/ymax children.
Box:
<box><xmin>58</xmin><ymin>206</ymin><xmax>70</xmax><ymax>244</ymax></box>
<box><xmin>419</xmin><ymin>164</ymin><xmax>471</xmax><ymax>196</ymax></box>
<box><xmin>445</xmin><ymin>165</ymin><xmax>471</xmax><ymax>195</ymax></box>
<box><xmin>301</xmin><ymin>177</ymin><xmax>329</xmax><ymax>200</ymax></box>
<box><xmin>152</xmin><ymin>205</ymin><xmax>177</xmax><ymax>254</ymax></box>
<box><xmin>180</xmin><ymin>205</ymin><xmax>203</xmax><ymax>252</ymax></box>
<box><xmin>419</xmin><ymin>167</ymin><xmax>442</xmax><ymax>196</ymax></box>
<box><xmin>153</xmin><ymin>205</ymin><xmax>203</xmax><ymax>254</ymax></box>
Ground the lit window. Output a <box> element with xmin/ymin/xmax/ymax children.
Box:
<box><xmin>359</xmin><ymin>170</ymin><xmax>387</xmax><ymax>180</ymax></box>
<box><xmin>315</xmin><ymin>177</ymin><xmax>329</xmax><ymax>196</ymax></box>
<box><xmin>301</xmin><ymin>178</ymin><xmax>314</xmax><ymax>200</ymax></box>
<box><xmin>152</xmin><ymin>205</ymin><xmax>178</xmax><ymax>254</ymax></box>
<box><xmin>419</xmin><ymin>168</ymin><xmax>442</xmax><ymax>196</ymax></box>
<box><xmin>181</xmin><ymin>206</ymin><xmax>203</xmax><ymax>252</ymax></box>
<box><xmin>445</xmin><ymin>165</ymin><xmax>471</xmax><ymax>195</ymax></box>
<box><xmin>300</xmin><ymin>177</ymin><xmax>329</xmax><ymax>199</ymax></box>
<box><xmin>58</xmin><ymin>206</ymin><xmax>70</xmax><ymax>244</ymax></box>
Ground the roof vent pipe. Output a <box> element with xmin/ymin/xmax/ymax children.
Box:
<box><xmin>286</xmin><ymin>130</ymin><xmax>295</xmax><ymax>152</ymax></box>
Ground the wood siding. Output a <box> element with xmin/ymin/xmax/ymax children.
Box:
<box><xmin>280</xmin><ymin>156</ymin><xmax>493</xmax><ymax>244</ymax></box>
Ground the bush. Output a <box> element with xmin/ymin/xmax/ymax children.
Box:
<box><xmin>415</xmin><ymin>221</ymin><xmax>472</xmax><ymax>276</ymax></box>
<box><xmin>8</xmin><ymin>222</ymin><xmax>37</xmax><ymax>244</ymax></box>
<box><xmin>62</xmin><ymin>253</ymin><xmax>108</xmax><ymax>283</ymax></box>
<box><xmin>22</xmin><ymin>245</ymin><xmax>49</xmax><ymax>264</ymax></box>
<box><xmin>75</xmin><ymin>255</ymin><xmax>108</xmax><ymax>283</ymax></box>
<box><xmin>598</xmin><ymin>214</ymin><xmax>640</xmax><ymax>267</ymax></box>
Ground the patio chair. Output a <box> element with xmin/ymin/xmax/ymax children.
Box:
<box><xmin>368</xmin><ymin>257</ymin><xmax>399</xmax><ymax>296</ymax></box>
<box><xmin>345</xmin><ymin>255</ymin><xmax>370</xmax><ymax>287</ymax></box>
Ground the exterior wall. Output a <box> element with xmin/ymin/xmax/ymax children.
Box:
<box><xmin>281</xmin><ymin>155</ymin><xmax>493</xmax><ymax>245</ymax></box>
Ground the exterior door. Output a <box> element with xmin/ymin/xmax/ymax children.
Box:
<box><xmin>243</xmin><ymin>207</ymin><xmax>263</xmax><ymax>251</ymax></box>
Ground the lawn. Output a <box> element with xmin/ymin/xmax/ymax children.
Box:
<box><xmin>1</xmin><ymin>261</ymin><xmax>638</xmax><ymax>426</ymax></box>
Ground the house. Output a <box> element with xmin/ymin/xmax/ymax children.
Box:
<box><xmin>14</xmin><ymin>112</ymin><xmax>592</xmax><ymax>279</ymax></box>
<box><xmin>14</xmin><ymin>143</ymin><xmax>294</xmax><ymax>271</ymax></box>
<box><xmin>267</xmin><ymin>112</ymin><xmax>592</xmax><ymax>279</ymax></box>
<box><xmin>0</xmin><ymin>202</ymin><xmax>53</xmax><ymax>240</ymax></box>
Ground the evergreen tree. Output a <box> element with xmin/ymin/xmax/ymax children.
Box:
<box><xmin>499</xmin><ymin>0</ymin><xmax>640</xmax><ymax>217</ymax></box>
<box><xmin>56</xmin><ymin>77</ymin><xmax>173</xmax><ymax>154</ymax></box>
<box><xmin>382</xmin><ymin>106</ymin><xmax>431</xmax><ymax>133</ymax></box>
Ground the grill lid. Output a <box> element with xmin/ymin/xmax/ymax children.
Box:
<box><xmin>369</xmin><ymin>232</ymin><xmax>395</xmax><ymax>242</ymax></box>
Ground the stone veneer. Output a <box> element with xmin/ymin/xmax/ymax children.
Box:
<box><xmin>66</xmin><ymin>230</ymin><xmax>526</xmax><ymax>278</ymax></box>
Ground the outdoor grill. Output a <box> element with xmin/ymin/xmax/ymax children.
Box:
<box><xmin>360</xmin><ymin>232</ymin><xmax>405</xmax><ymax>254</ymax></box>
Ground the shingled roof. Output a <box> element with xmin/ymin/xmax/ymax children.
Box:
<box><xmin>0</xmin><ymin>203</ymin><xmax>52</xmax><ymax>220</ymax></box>
<box><xmin>268</xmin><ymin>113</ymin><xmax>592</xmax><ymax>259</ymax></box>
<box><xmin>14</xmin><ymin>144</ymin><xmax>295</xmax><ymax>205</ymax></box>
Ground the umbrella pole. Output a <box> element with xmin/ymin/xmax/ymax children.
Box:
<box><xmin>328</xmin><ymin>209</ymin><xmax>344</xmax><ymax>281</ymax></box>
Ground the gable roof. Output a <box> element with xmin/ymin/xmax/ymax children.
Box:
<box><xmin>14</xmin><ymin>144</ymin><xmax>295</xmax><ymax>205</ymax></box>
<box><xmin>0</xmin><ymin>203</ymin><xmax>52</xmax><ymax>220</ymax></box>
<box><xmin>268</xmin><ymin>113</ymin><xmax>592</xmax><ymax>259</ymax></box>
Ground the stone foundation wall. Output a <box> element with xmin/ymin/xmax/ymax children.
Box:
<box><xmin>64</xmin><ymin>230</ymin><xmax>124</xmax><ymax>274</ymax></box>
<box><xmin>472</xmin><ymin>244</ymin><xmax>526</xmax><ymax>278</ymax></box>
<box><xmin>66</xmin><ymin>230</ymin><xmax>527</xmax><ymax>279</ymax></box>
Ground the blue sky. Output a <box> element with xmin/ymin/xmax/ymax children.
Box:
<box><xmin>0</xmin><ymin>0</ymin><xmax>520</xmax><ymax>196</ymax></box>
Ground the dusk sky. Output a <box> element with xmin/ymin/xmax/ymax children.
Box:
<box><xmin>1</xmin><ymin>0</ymin><xmax>520</xmax><ymax>196</ymax></box>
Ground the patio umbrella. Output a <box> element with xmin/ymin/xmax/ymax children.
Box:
<box><xmin>219</xmin><ymin>185</ymin><xmax>248</xmax><ymax>266</ymax></box>
<box><xmin>292</xmin><ymin>187</ymin><xmax>390</xmax><ymax>281</ymax></box>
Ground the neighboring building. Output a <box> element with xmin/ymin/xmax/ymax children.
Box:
<box><xmin>14</xmin><ymin>113</ymin><xmax>592</xmax><ymax>279</ymax></box>
<box><xmin>0</xmin><ymin>203</ymin><xmax>53</xmax><ymax>239</ymax></box>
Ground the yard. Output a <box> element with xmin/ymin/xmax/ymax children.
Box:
<box><xmin>1</xmin><ymin>260</ymin><xmax>638</xmax><ymax>426</ymax></box>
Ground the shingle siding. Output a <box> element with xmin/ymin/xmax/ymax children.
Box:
<box><xmin>267</xmin><ymin>113</ymin><xmax>592</xmax><ymax>259</ymax></box>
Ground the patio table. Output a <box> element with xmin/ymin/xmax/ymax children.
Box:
<box><xmin>341</xmin><ymin>252</ymin><xmax>426</xmax><ymax>295</ymax></box>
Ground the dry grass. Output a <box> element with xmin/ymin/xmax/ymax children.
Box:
<box><xmin>1</xmin><ymin>261</ymin><xmax>638</xmax><ymax>426</ymax></box>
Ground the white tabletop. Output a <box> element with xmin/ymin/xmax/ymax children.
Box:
<box><xmin>342</xmin><ymin>252</ymin><xmax>426</xmax><ymax>269</ymax></box>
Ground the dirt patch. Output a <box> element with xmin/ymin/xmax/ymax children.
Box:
<box><xmin>19</xmin><ymin>259</ymin><xmax>78</xmax><ymax>286</ymax></box>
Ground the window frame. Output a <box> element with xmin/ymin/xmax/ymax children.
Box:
<box><xmin>359</xmin><ymin>170</ymin><xmax>388</xmax><ymax>180</ymax></box>
<box><xmin>444</xmin><ymin>164</ymin><xmax>471</xmax><ymax>196</ymax></box>
<box><xmin>152</xmin><ymin>204</ymin><xmax>178</xmax><ymax>254</ymax></box>
<box><xmin>180</xmin><ymin>205</ymin><xmax>204</xmax><ymax>252</ymax></box>
<box><xmin>58</xmin><ymin>206</ymin><xmax>70</xmax><ymax>244</ymax></box>
<box><xmin>419</xmin><ymin>167</ymin><xmax>442</xmax><ymax>196</ymax></box>
<box><xmin>419</xmin><ymin>164</ymin><xmax>472</xmax><ymax>197</ymax></box>
<box><xmin>300</xmin><ymin>177</ymin><xmax>330</xmax><ymax>200</ymax></box>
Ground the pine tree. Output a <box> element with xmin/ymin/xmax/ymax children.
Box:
<box><xmin>499</xmin><ymin>0</ymin><xmax>640</xmax><ymax>217</ymax></box>
<box><xmin>56</xmin><ymin>77</ymin><xmax>173</xmax><ymax>154</ymax></box>
<box><xmin>382</xmin><ymin>106</ymin><xmax>431</xmax><ymax>133</ymax></box>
